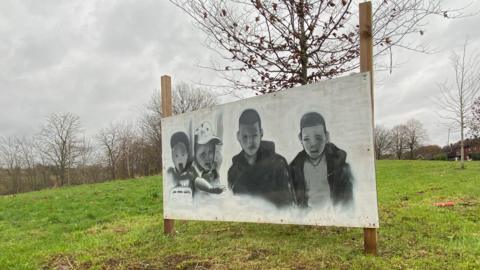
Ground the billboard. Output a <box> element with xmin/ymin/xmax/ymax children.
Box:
<box><xmin>161</xmin><ymin>72</ymin><xmax>378</xmax><ymax>228</ymax></box>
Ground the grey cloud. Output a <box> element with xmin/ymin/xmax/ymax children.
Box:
<box><xmin>1</xmin><ymin>0</ymin><xmax>479</xmax><ymax>149</ymax></box>
<box><xmin>0</xmin><ymin>0</ymin><xmax>219</xmax><ymax>139</ymax></box>
<box><xmin>375</xmin><ymin>2</ymin><xmax>480</xmax><ymax>146</ymax></box>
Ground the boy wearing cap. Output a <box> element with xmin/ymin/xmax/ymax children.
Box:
<box><xmin>167</xmin><ymin>131</ymin><xmax>196</xmax><ymax>197</ymax></box>
<box><xmin>192</xmin><ymin>121</ymin><xmax>225</xmax><ymax>194</ymax></box>
<box><xmin>228</xmin><ymin>109</ymin><xmax>294</xmax><ymax>208</ymax></box>
<box><xmin>289</xmin><ymin>112</ymin><xmax>353</xmax><ymax>208</ymax></box>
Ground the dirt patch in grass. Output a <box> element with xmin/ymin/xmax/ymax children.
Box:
<box><xmin>43</xmin><ymin>254</ymin><xmax>92</xmax><ymax>270</ymax></box>
<box><xmin>42</xmin><ymin>254</ymin><xmax>215</xmax><ymax>270</ymax></box>
<box><xmin>417</xmin><ymin>186</ymin><xmax>443</xmax><ymax>195</ymax></box>
<box><xmin>112</xmin><ymin>226</ymin><xmax>129</xmax><ymax>234</ymax></box>
<box><xmin>101</xmin><ymin>257</ymin><xmax>161</xmax><ymax>270</ymax></box>
<box><xmin>246</xmin><ymin>248</ymin><xmax>271</xmax><ymax>261</ymax></box>
<box><xmin>162</xmin><ymin>254</ymin><xmax>214</xmax><ymax>270</ymax></box>
<box><xmin>45</xmin><ymin>254</ymin><xmax>164</xmax><ymax>270</ymax></box>
<box><xmin>457</xmin><ymin>197</ymin><xmax>478</xmax><ymax>207</ymax></box>
<box><xmin>101</xmin><ymin>258</ymin><xmax>121</xmax><ymax>270</ymax></box>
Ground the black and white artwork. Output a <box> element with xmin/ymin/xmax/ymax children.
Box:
<box><xmin>162</xmin><ymin>73</ymin><xmax>378</xmax><ymax>228</ymax></box>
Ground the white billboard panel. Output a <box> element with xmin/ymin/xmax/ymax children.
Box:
<box><xmin>162</xmin><ymin>72</ymin><xmax>378</xmax><ymax>228</ymax></box>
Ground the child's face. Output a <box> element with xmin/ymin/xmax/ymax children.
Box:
<box><xmin>172</xmin><ymin>142</ymin><xmax>188</xmax><ymax>172</ymax></box>
<box><xmin>237</xmin><ymin>122</ymin><xmax>262</xmax><ymax>157</ymax></box>
<box><xmin>300</xmin><ymin>125</ymin><xmax>328</xmax><ymax>160</ymax></box>
<box><xmin>195</xmin><ymin>142</ymin><xmax>216</xmax><ymax>171</ymax></box>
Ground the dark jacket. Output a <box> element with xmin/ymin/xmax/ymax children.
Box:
<box><xmin>289</xmin><ymin>143</ymin><xmax>353</xmax><ymax>207</ymax></box>
<box><xmin>228</xmin><ymin>141</ymin><xmax>294</xmax><ymax>208</ymax></box>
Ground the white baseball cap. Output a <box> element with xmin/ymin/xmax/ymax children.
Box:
<box><xmin>195</xmin><ymin>121</ymin><xmax>222</xmax><ymax>145</ymax></box>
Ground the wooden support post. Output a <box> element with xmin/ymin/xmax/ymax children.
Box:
<box><xmin>359</xmin><ymin>1</ymin><xmax>374</xmax><ymax>108</ymax></box>
<box><xmin>161</xmin><ymin>75</ymin><xmax>175</xmax><ymax>235</ymax></box>
<box><xmin>161</xmin><ymin>75</ymin><xmax>173</xmax><ymax>117</ymax></box>
<box><xmin>363</xmin><ymin>227</ymin><xmax>378</xmax><ymax>255</ymax></box>
<box><xmin>359</xmin><ymin>1</ymin><xmax>378</xmax><ymax>255</ymax></box>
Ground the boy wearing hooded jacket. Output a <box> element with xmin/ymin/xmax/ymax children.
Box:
<box><xmin>228</xmin><ymin>109</ymin><xmax>294</xmax><ymax>208</ymax></box>
<box><xmin>289</xmin><ymin>112</ymin><xmax>353</xmax><ymax>208</ymax></box>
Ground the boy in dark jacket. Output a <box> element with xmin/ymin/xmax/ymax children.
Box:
<box><xmin>289</xmin><ymin>112</ymin><xmax>353</xmax><ymax>208</ymax></box>
<box><xmin>228</xmin><ymin>109</ymin><xmax>294</xmax><ymax>208</ymax></box>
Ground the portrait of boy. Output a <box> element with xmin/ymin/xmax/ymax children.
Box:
<box><xmin>228</xmin><ymin>109</ymin><xmax>294</xmax><ymax>208</ymax></box>
<box><xmin>289</xmin><ymin>112</ymin><xmax>353</xmax><ymax>208</ymax></box>
<box><xmin>192</xmin><ymin>121</ymin><xmax>225</xmax><ymax>194</ymax></box>
<box><xmin>167</xmin><ymin>131</ymin><xmax>196</xmax><ymax>199</ymax></box>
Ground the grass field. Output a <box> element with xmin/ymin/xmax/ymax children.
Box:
<box><xmin>0</xmin><ymin>160</ymin><xmax>479</xmax><ymax>269</ymax></box>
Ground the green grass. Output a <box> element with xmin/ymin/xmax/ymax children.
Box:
<box><xmin>0</xmin><ymin>161</ymin><xmax>479</xmax><ymax>269</ymax></box>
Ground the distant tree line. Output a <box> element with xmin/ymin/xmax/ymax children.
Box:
<box><xmin>375</xmin><ymin>119</ymin><xmax>429</xmax><ymax>160</ymax></box>
<box><xmin>0</xmin><ymin>83</ymin><xmax>215</xmax><ymax>195</ymax></box>
<box><xmin>375</xmin><ymin>112</ymin><xmax>480</xmax><ymax>161</ymax></box>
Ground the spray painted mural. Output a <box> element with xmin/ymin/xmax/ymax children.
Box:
<box><xmin>162</xmin><ymin>72</ymin><xmax>378</xmax><ymax>228</ymax></box>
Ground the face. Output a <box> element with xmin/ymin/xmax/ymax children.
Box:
<box><xmin>172</xmin><ymin>142</ymin><xmax>188</xmax><ymax>172</ymax></box>
<box><xmin>195</xmin><ymin>142</ymin><xmax>216</xmax><ymax>171</ymax></box>
<box><xmin>300</xmin><ymin>125</ymin><xmax>328</xmax><ymax>160</ymax></box>
<box><xmin>237</xmin><ymin>122</ymin><xmax>263</xmax><ymax>157</ymax></box>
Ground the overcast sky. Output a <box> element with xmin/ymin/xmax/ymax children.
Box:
<box><xmin>1</xmin><ymin>0</ymin><xmax>479</xmax><ymax>146</ymax></box>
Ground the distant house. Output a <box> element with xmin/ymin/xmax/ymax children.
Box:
<box><xmin>444</xmin><ymin>138</ymin><xmax>480</xmax><ymax>160</ymax></box>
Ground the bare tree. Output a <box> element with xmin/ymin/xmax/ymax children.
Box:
<box><xmin>150</xmin><ymin>82</ymin><xmax>217</xmax><ymax>116</ymax></box>
<box><xmin>390</xmin><ymin>124</ymin><xmax>408</xmax><ymax>160</ymax></box>
<box><xmin>77</xmin><ymin>136</ymin><xmax>94</xmax><ymax>184</ymax></box>
<box><xmin>140</xmin><ymin>113</ymin><xmax>163</xmax><ymax>173</ymax></box>
<box><xmin>118</xmin><ymin>123</ymin><xmax>137</xmax><ymax>178</ymax></box>
<box><xmin>174</xmin><ymin>83</ymin><xmax>217</xmax><ymax>114</ymax></box>
<box><xmin>17</xmin><ymin>137</ymin><xmax>38</xmax><ymax>189</ymax></box>
<box><xmin>171</xmin><ymin>0</ymin><xmax>467</xmax><ymax>93</ymax></box>
<box><xmin>415</xmin><ymin>145</ymin><xmax>443</xmax><ymax>160</ymax></box>
<box><xmin>140</xmin><ymin>82</ymin><xmax>217</xmax><ymax>174</ymax></box>
<box><xmin>404</xmin><ymin>119</ymin><xmax>428</xmax><ymax>159</ymax></box>
<box><xmin>374</xmin><ymin>125</ymin><xmax>392</xmax><ymax>159</ymax></box>
<box><xmin>436</xmin><ymin>39</ymin><xmax>480</xmax><ymax>169</ymax></box>
<box><xmin>97</xmin><ymin>122</ymin><xmax>140</xmax><ymax>179</ymax></box>
<box><xmin>97</xmin><ymin>124</ymin><xmax>122</xmax><ymax>180</ymax></box>
<box><xmin>0</xmin><ymin>136</ymin><xmax>22</xmax><ymax>193</ymax></box>
<box><xmin>37</xmin><ymin>113</ymin><xmax>82</xmax><ymax>186</ymax></box>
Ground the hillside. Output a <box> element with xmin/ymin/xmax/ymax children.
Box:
<box><xmin>0</xmin><ymin>161</ymin><xmax>479</xmax><ymax>269</ymax></box>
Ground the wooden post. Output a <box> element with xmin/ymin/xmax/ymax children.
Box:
<box><xmin>161</xmin><ymin>75</ymin><xmax>175</xmax><ymax>235</ymax></box>
<box><xmin>359</xmin><ymin>1</ymin><xmax>374</xmax><ymax>108</ymax></box>
<box><xmin>363</xmin><ymin>227</ymin><xmax>377</xmax><ymax>255</ymax></box>
<box><xmin>359</xmin><ymin>1</ymin><xmax>378</xmax><ymax>256</ymax></box>
<box><xmin>161</xmin><ymin>75</ymin><xmax>173</xmax><ymax>117</ymax></box>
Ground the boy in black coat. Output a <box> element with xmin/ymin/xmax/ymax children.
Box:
<box><xmin>228</xmin><ymin>109</ymin><xmax>294</xmax><ymax>208</ymax></box>
<box><xmin>289</xmin><ymin>112</ymin><xmax>353</xmax><ymax>207</ymax></box>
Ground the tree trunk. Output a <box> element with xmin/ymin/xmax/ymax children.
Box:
<box><xmin>111</xmin><ymin>166</ymin><xmax>116</xmax><ymax>179</ymax></box>
<box><xmin>16</xmin><ymin>168</ymin><xmax>21</xmax><ymax>193</ymax></box>
<box><xmin>297</xmin><ymin>0</ymin><xmax>308</xmax><ymax>85</ymax></box>
<box><xmin>126</xmin><ymin>151</ymin><xmax>131</xmax><ymax>178</ymax></box>
<box><xmin>67</xmin><ymin>167</ymin><xmax>71</xmax><ymax>186</ymax></box>
<box><xmin>59</xmin><ymin>164</ymin><xmax>65</xmax><ymax>186</ymax></box>
<box><xmin>460</xmin><ymin>122</ymin><xmax>465</xmax><ymax>169</ymax></box>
